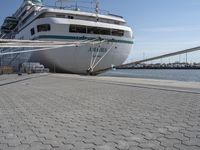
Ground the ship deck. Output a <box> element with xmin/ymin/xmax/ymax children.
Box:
<box><xmin>0</xmin><ymin>73</ymin><xmax>200</xmax><ymax>150</ymax></box>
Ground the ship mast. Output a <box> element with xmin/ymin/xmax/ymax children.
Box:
<box><xmin>95</xmin><ymin>0</ymin><xmax>99</xmax><ymax>21</ymax></box>
<box><xmin>95</xmin><ymin>0</ymin><xmax>99</xmax><ymax>14</ymax></box>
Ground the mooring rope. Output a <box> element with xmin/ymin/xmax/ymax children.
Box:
<box><xmin>91</xmin><ymin>43</ymin><xmax>114</xmax><ymax>70</ymax></box>
<box><xmin>87</xmin><ymin>41</ymin><xmax>114</xmax><ymax>73</ymax></box>
<box><xmin>90</xmin><ymin>40</ymin><xmax>104</xmax><ymax>70</ymax></box>
<box><xmin>0</xmin><ymin>38</ymin><xmax>104</xmax><ymax>56</ymax></box>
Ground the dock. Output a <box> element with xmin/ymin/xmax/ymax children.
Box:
<box><xmin>0</xmin><ymin>73</ymin><xmax>200</xmax><ymax>150</ymax></box>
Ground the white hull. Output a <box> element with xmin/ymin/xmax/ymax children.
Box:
<box><xmin>30</xmin><ymin>40</ymin><xmax>132</xmax><ymax>74</ymax></box>
<box><xmin>1</xmin><ymin>1</ymin><xmax>133</xmax><ymax>74</ymax></box>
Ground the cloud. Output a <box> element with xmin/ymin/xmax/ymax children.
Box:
<box><xmin>135</xmin><ymin>41</ymin><xmax>200</xmax><ymax>46</ymax></box>
<box><xmin>141</xmin><ymin>26</ymin><xmax>200</xmax><ymax>33</ymax></box>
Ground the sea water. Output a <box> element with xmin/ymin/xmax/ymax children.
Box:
<box><xmin>100</xmin><ymin>69</ymin><xmax>200</xmax><ymax>82</ymax></box>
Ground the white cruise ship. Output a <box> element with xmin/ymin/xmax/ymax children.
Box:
<box><xmin>0</xmin><ymin>0</ymin><xmax>133</xmax><ymax>74</ymax></box>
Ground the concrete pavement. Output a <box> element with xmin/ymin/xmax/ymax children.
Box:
<box><xmin>0</xmin><ymin>73</ymin><xmax>200</xmax><ymax>150</ymax></box>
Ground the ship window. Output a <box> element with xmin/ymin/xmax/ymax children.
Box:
<box><xmin>111</xmin><ymin>29</ymin><xmax>124</xmax><ymax>36</ymax></box>
<box><xmin>87</xmin><ymin>27</ymin><xmax>111</xmax><ymax>35</ymax></box>
<box><xmin>69</xmin><ymin>25</ymin><xmax>86</xmax><ymax>33</ymax></box>
<box><xmin>99</xmin><ymin>28</ymin><xmax>111</xmax><ymax>35</ymax></box>
<box><xmin>68</xmin><ymin>16</ymin><xmax>74</xmax><ymax>19</ymax></box>
<box><xmin>30</xmin><ymin>28</ymin><xmax>35</xmax><ymax>35</ymax></box>
<box><xmin>69</xmin><ymin>24</ymin><xmax>123</xmax><ymax>37</ymax></box>
<box><xmin>37</xmin><ymin>24</ymin><xmax>51</xmax><ymax>32</ymax></box>
<box><xmin>56</xmin><ymin>14</ymin><xmax>66</xmax><ymax>18</ymax></box>
<box><xmin>87</xmin><ymin>27</ymin><xmax>99</xmax><ymax>34</ymax></box>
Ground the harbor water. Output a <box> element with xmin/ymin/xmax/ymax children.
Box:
<box><xmin>100</xmin><ymin>69</ymin><xmax>200</xmax><ymax>82</ymax></box>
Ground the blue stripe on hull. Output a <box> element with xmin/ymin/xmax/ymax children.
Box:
<box><xmin>32</xmin><ymin>35</ymin><xmax>134</xmax><ymax>44</ymax></box>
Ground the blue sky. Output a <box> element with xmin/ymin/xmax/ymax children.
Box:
<box><xmin>1</xmin><ymin>0</ymin><xmax>200</xmax><ymax>63</ymax></box>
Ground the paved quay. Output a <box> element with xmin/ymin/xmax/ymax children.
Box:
<box><xmin>0</xmin><ymin>73</ymin><xmax>200</xmax><ymax>150</ymax></box>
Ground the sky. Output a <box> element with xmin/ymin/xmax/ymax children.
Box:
<box><xmin>1</xmin><ymin>0</ymin><xmax>200</xmax><ymax>63</ymax></box>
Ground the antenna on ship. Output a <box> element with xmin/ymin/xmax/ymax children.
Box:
<box><xmin>95</xmin><ymin>0</ymin><xmax>99</xmax><ymax>14</ymax></box>
<box><xmin>95</xmin><ymin>0</ymin><xmax>99</xmax><ymax>21</ymax></box>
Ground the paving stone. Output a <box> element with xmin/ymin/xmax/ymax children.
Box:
<box><xmin>143</xmin><ymin>132</ymin><xmax>163</xmax><ymax>140</ymax></box>
<box><xmin>50</xmin><ymin>144</ymin><xmax>74</xmax><ymax>150</ymax></box>
<box><xmin>116</xmin><ymin>140</ymin><xmax>130</xmax><ymax>150</ymax></box>
<box><xmin>138</xmin><ymin>140</ymin><xmax>165</xmax><ymax>150</ymax></box>
<box><xmin>156</xmin><ymin>137</ymin><xmax>181</xmax><ymax>148</ymax></box>
<box><xmin>0</xmin><ymin>144</ymin><xmax>8</xmax><ymax>150</ymax></box>
<box><xmin>72</xmin><ymin>142</ymin><xmax>95</xmax><ymax>150</ymax></box>
<box><xmin>27</xmin><ymin>141</ymin><xmax>52</xmax><ymax>150</ymax></box>
<box><xmin>180</xmin><ymin>130</ymin><xmax>199</xmax><ymax>139</ymax></box>
<box><xmin>96</xmin><ymin>144</ymin><xmax>116</xmax><ymax>150</ymax></box>
<box><xmin>21</xmin><ymin>135</ymin><xmax>39</xmax><ymax>144</ymax></box>
<box><xmin>83</xmin><ymin>137</ymin><xmax>106</xmax><ymax>146</ymax></box>
<box><xmin>128</xmin><ymin>135</ymin><xmax>147</xmax><ymax>143</ymax></box>
<box><xmin>5</xmin><ymin>134</ymin><xmax>18</xmax><ymax>140</ymax></box>
<box><xmin>5</xmin><ymin>144</ymin><xmax>30</xmax><ymax>150</ymax></box>
<box><xmin>164</xmin><ymin>147</ymin><xmax>179</xmax><ymax>150</ymax></box>
<box><xmin>7</xmin><ymin>139</ymin><xmax>21</xmax><ymax>147</ymax></box>
<box><xmin>129</xmin><ymin>146</ymin><xmax>151</xmax><ymax>150</ymax></box>
<box><xmin>182</xmin><ymin>138</ymin><xmax>200</xmax><ymax>147</ymax></box>
<box><xmin>42</xmin><ymin>140</ymin><xmax>64</xmax><ymax>148</ymax></box>
<box><xmin>174</xmin><ymin>143</ymin><xmax>200</xmax><ymax>150</ymax></box>
<box><xmin>164</xmin><ymin>132</ymin><xmax>189</xmax><ymax>141</ymax></box>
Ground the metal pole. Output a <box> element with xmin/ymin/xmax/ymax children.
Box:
<box><xmin>95</xmin><ymin>0</ymin><xmax>99</xmax><ymax>21</ymax></box>
<box><xmin>186</xmin><ymin>53</ymin><xmax>188</xmax><ymax>64</ymax></box>
<box><xmin>75</xmin><ymin>0</ymin><xmax>78</xmax><ymax>10</ymax></box>
<box><xmin>0</xmin><ymin>49</ymin><xmax>2</xmax><ymax>75</ymax></box>
<box><xmin>54</xmin><ymin>63</ymin><xmax>56</xmax><ymax>73</ymax></box>
<box><xmin>0</xmin><ymin>49</ymin><xmax>2</xmax><ymax>67</ymax></box>
<box><xmin>95</xmin><ymin>0</ymin><xmax>99</xmax><ymax>14</ymax></box>
<box><xmin>143</xmin><ymin>52</ymin><xmax>145</xmax><ymax>60</ymax></box>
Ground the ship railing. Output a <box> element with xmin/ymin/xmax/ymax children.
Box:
<box><xmin>66</xmin><ymin>5</ymin><xmax>109</xmax><ymax>15</ymax></box>
<box><xmin>0</xmin><ymin>34</ymin><xmax>5</xmax><ymax>39</ymax></box>
<box><xmin>44</xmin><ymin>4</ymin><xmax>110</xmax><ymax>15</ymax></box>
